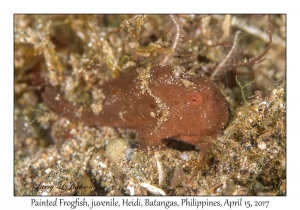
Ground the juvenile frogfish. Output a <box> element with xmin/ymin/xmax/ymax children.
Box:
<box><xmin>42</xmin><ymin>65</ymin><xmax>229</xmax><ymax>150</ymax></box>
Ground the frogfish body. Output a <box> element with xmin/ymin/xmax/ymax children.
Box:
<box><xmin>43</xmin><ymin>65</ymin><xmax>229</xmax><ymax>150</ymax></box>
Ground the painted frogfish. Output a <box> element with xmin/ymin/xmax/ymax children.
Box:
<box><xmin>43</xmin><ymin>64</ymin><xmax>230</xmax><ymax>150</ymax></box>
